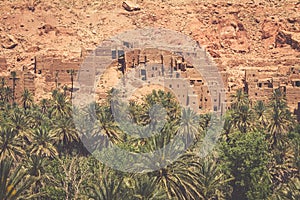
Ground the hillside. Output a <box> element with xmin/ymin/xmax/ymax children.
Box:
<box><xmin>0</xmin><ymin>0</ymin><xmax>300</xmax><ymax>100</ymax></box>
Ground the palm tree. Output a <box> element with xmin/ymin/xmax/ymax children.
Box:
<box><xmin>270</xmin><ymin>177</ymin><xmax>300</xmax><ymax>200</ymax></box>
<box><xmin>0</xmin><ymin>159</ymin><xmax>35</xmax><ymax>200</ymax></box>
<box><xmin>30</xmin><ymin>107</ymin><xmax>49</xmax><ymax>128</ymax></box>
<box><xmin>0</xmin><ymin>77</ymin><xmax>6</xmax><ymax>102</ymax></box>
<box><xmin>199</xmin><ymin>113</ymin><xmax>212</xmax><ymax>131</ymax></box>
<box><xmin>231</xmin><ymin>103</ymin><xmax>255</xmax><ymax>133</ymax></box>
<box><xmin>96</xmin><ymin>105</ymin><xmax>123</xmax><ymax>144</ymax></box>
<box><xmin>50</xmin><ymin>90</ymin><xmax>72</xmax><ymax>118</ymax></box>
<box><xmin>10</xmin><ymin>71</ymin><xmax>17</xmax><ymax>102</ymax></box>
<box><xmin>55</xmin><ymin>70</ymin><xmax>59</xmax><ymax>88</ymax></box>
<box><xmin>0</xmin><ymin>77</ymin><xmax>5</xmax><ymax>88</ymax></box>
<box><xmin>3</xmin><ymin>86</ymin><xmax>13</xmax><ymax>103</ymax></box>
<box><xmin>196</xmin><ymin>157</ymin><xmax>233</xmax><ymax>199</ymax></box>
<box><xmin>6</xmin><ymin>108</ymin><xmax>33</xmax><ymax>144</ymax></box>
<box><xmin>69</xmin><ymin>69</ymin><xmax>75</xmax><ymax>99</ymax></box>
<box><xmin>147</xmin><ymin>152</ymin><xmax>203</xmax><ymax>200</ymax></box>
<box><xmin>268</xmin><ymin>89</ymin><xmax>294</xmax><ymax>146</ymax></box>
<box><xmin>50</xmin><ymin>117</ymin><xmax>79</xmax><ymax>153</ymax></box>
<box><xmin>21</xmin><ymin>89</ymin><xmax>33</xmax><ymax>110</ymax></box>
<box><xmin>24</xmin><ymin>155</ymin><xmax>48</xmax><ymax>196</ymax></box>
<box><xmin>0</xmin><ymin>126</ymin><xmax>24</xmax><ymax>161</ymax></box>
<box><xmin>176</xmin><ymin>108</ymin><xmax>200</xmax><ymax>148</ymax></box>
<box><xmin>30</xmin><ymin>126</ymin><xmax>58</xmax><ymax>157</ymax></box>
<box><xmin>63</xmin><ymin>85</ymin><xmax>68</xmax><ymax>96</ymax></box>
<box><xmin>39</xmin><ymin>98</ymin><xmax>49</xmax><ymax>114</ymax></box>
<box><xmin>144</xmin><ymin>90</ymin><xmax>181</xmax><ymax>121</ymax></box>
<box><xmin>230</xmin><ymin>89</ymin><xmax>249</xmax><ymax>110</ymax></box>
<box><xmin>129</xmin><ymin>175</ymin><xmax>167</xmax><ymax>200</ymax></box>
<box><xmin>86</xmin><ymin>168</ymin><xmax>128</xmax><ymax>200</ymax></box>
<box><xmin>254</xmin><ymin>100</ymin><xmax>268</xmax><ymax>128</ymax></box>
<box><xmin>222</xmin><ymin>112</ymin><xmax>233</xmax><ymax>141</ymax></box>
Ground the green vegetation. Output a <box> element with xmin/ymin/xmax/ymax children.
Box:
<box><xmin>0</xmin><ymin>80</ymin><xmax>299</xmax><ymax>199</ymax></box>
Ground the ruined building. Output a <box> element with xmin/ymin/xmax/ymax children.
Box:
<box><xmin>244</xmin><ymin>66</ymin><xmax>300</xmax><ymax>118</ymax></box>
<box><xmin>93</xmin><ymin>47</ymin><xmax>227</xmax><ymax>115</ymax></box>
<box><xmin>0</xmin><ymin>57</ymin><xmax>35</xmax><ymax>101</ymax></box>
<box><xmin>1</xmin><ymin>48</ymin><xmax>300</xmax><ymax>122</ymax></box>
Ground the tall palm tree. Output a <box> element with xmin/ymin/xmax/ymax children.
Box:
<box><xmin>199</xmin><ymin>113</ymin><xmax>212</xmax><ymax>131</ymax></box>
<box><xmin>139</xmin><ymin>133</ymin><xmax>202</xmax><ymax>200</ymax></box>
<box><xmin>39</xmin><ymin>98</ymin><xmax>49</xmax><ymax>114</ymax></box>
<box><xmin>30</xmin><ymin>107</ymin><xmax>49</xmax><ymax>128</ymax></box>
<box><xmin>230</xmin><ymin>89</ymin><xmax>249</xmax><ymax>110</ymax></box>
<box><xmin>222</xmin><ymin>112</ymin><xmax>233</xmax><ymax>141</ymax></box>
<box><xmin>63</xmin><ymin>85</ymin><xmax>68</xmax><ymax>97</ymax></box>
<box><xmin>0</xmin><ymin>77</ymin><xmax>6</xmax><ymax>102</ymax></box>
<box><xmin>0</xmin><ymin>159</ymin><xmax>35</xmax><ymax>200</ymax></box>
<box><xmin>24</xmin><ymin>155</ymin><xmax>48</xmax><ymax>196</ymax></box>
<box><xmin>50</xmin><ymin>90</ymin><xmax>72</xmax><ymax>118</ymax></box>
<box><xmin>229</xmin><ymin>89</ymin><xmax>255</xmax><ymax>134</ymax></box>
<box><xmin>128</xmin><ymin>175</ymin><xmax>167</xmax><ymax>200</ymax></box>
<box><xmin>86</xmin><ymin>168</ymin><xmax>128</xmax><ymax>200</ymax></box>
<box><xmin>0</xmin><ymin>126</ymin><xmax>24</xmax><ymax>161</ymax></box>
<box><xmin>6</xmin><ymin>108</ymin><xmax>33</xmax><ymax>144</ymax></box>
<box><xmin>149</xmin><ymin>152</ymin><xmax>203</xmax><ymax>200</ymax></box>
<box><xmin>231</xmin><ymin>104</ymin><xmax>255</xmax><ymax>133</ymax></box>
<box><xmin>254</xmin><ymin>100</ymin><xmax>268</xmax><ymax>129</ymax></box>
<box><xmin>30</xmin><ymin>126</ymin><xmax>58</xmax><ymax>157</ymax></box>
<box><xmin>10</xmin><ymin>71</ymin><xmax>17</xmax><ymax>102</ymax></box>
<box><xmin>21</xmin><ymin>89</ymin><xmax>33</xmax><ymax>110</ymax></box>
<box><xmin>268</xmin><ymin>89</ymin><xmax>294</xmax><ymax>146</ymax></box>
<box><xmin>50</xmin><ymin>117</ymin><xmax>79</xmax><ymax>153</ymax></box>
<box><xmin>0</xmin><ymin>77</ymin><xmax>5</xmax><ymax>88</ymax></box>
<box><xmin>196</xmin><ymin>157</ymin><xmax>233</xmax><ymax>199</ymax></box>
<box><xmin>96</xmin><ymin>105</ymin><xmax>123</xmax><ymax>144</ymax></box>
<box><xmin>69</xmin><ymin>69</ymin><xmax>75</xmax><ymax>99</ymax></box>
<box><xmin>55</xmin><ymin>71</ymin><xmax>59</xmax><ymax>89</ymax></box>
<box><xmin>3</xmin><ymin>86</ymin><xmax>13</xmax><ymax>103</ymax></box>
<box><xmin>176</xmin><ymin>108</ymin><xmax>200</xmax><ymax>148</ymax></box>
<box><xmin>144</xmin><ymin>90</ymin><xmax>181</xmax><ymax>121</ymax></box>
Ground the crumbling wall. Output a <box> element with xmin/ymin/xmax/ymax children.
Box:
<box><xmin>0</xmin><ymin>57</ymin><xmax>7</xmax><ymax>71</ymax></box>
<box><xmin>244</xmin><ymin>66</ymin><xmax>300</xmax><ymax>111</ymax></box>
<box><xmin>35</xmin><ymin>55</ymin><xmax>82</xmax><ymax>86</ymax></box>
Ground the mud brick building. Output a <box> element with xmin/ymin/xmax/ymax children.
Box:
<box><xmin>96</xmin><ymin>48</ymin><xmax>228</xmax><ymax>115</ymax></box>
<box><xmin>244</xmin><ymin>66</ymin><xmax>300</xmax><ymax>120</ymax></box>
<box><xmin>0</xmin><ymin>66</ymin><xmax>35</xmax><ymax>102</ymax></box>
<box><xmin>34</xmin><ymin>56</ymin><xmax>82</xmax><ymax>86</ymax></box>
<box><xmin>1</xmin><ymin>55</ymin><xmax>83</xmax><ymax>102</ymax></box>
<box><xmin>1</xmin><ymin>48</ymin><xmax>299</xmax><ymax>121</ymax></box>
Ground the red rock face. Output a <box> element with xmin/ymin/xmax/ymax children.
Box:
<box><xmin>261</xmin><ymin>19</ymin><xmax>281</xmax><ymax>49</ymax></box>
<box><xmin>0</xmin><ymin>0</ymin><xmax>299</xmax><ymax>104</ymax></box>
<box><xmin>217</xmin><ymin>19</ymin><xmax>250</xmax><ymax>53</ymax></box>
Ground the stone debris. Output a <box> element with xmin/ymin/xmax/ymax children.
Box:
<box><xmin>276</xmin><ymin>30</ymin><xmax>300</xmax><ymax>51</ymax></box>
<box><xmin>122</xmin><ymin>1</ymin><xmax>141</xmax><ymax>12</ymax></box>
<box><xmin>1</xmin><ymin>34</ymin><xmax>18</xmax><ymax>49</ymax></box>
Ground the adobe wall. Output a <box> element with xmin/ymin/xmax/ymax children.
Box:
<box><xmin>0</xmin><ymin>57</ymin><xmax>7</xmax><ymax>71</ymax></box>
<box><xmin>120</xmin><ymin>48</ymin><xmax>227</xmax><ymax>114</ymax></box>
<box><xmin>35</xmin><ymin>55</ymin><xmax>82</xmax><ymax>86</ymax></box>
<box><xmin>244</xmin><ymin>66</ymin><xmax>300</xmax><ymax>111</ymax></box>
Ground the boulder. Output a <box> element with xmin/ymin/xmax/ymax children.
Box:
<box><xmin>276</xmin><ymin>30</ymin><xmax>300</xmax><ymax>51</ymax></box>
<box><xmin>122</xmin><ymin>1</ymin><xmax>140</xmax><ymax>12</ymax></box>
<box><xmin>261</xmin><ymin>20</ymin><xmax>279</xmax><ymax>39</ymax></box>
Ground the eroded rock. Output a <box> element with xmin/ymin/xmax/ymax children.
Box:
<box><xmin>122</xmin><ymin>1</ymin><xmax>140</xmax><ymax>12</ymax></box>
<box><xmin>276</xmin><ymin>30</ymin><xmax>300</xmax><ymax>51</ymax></box>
